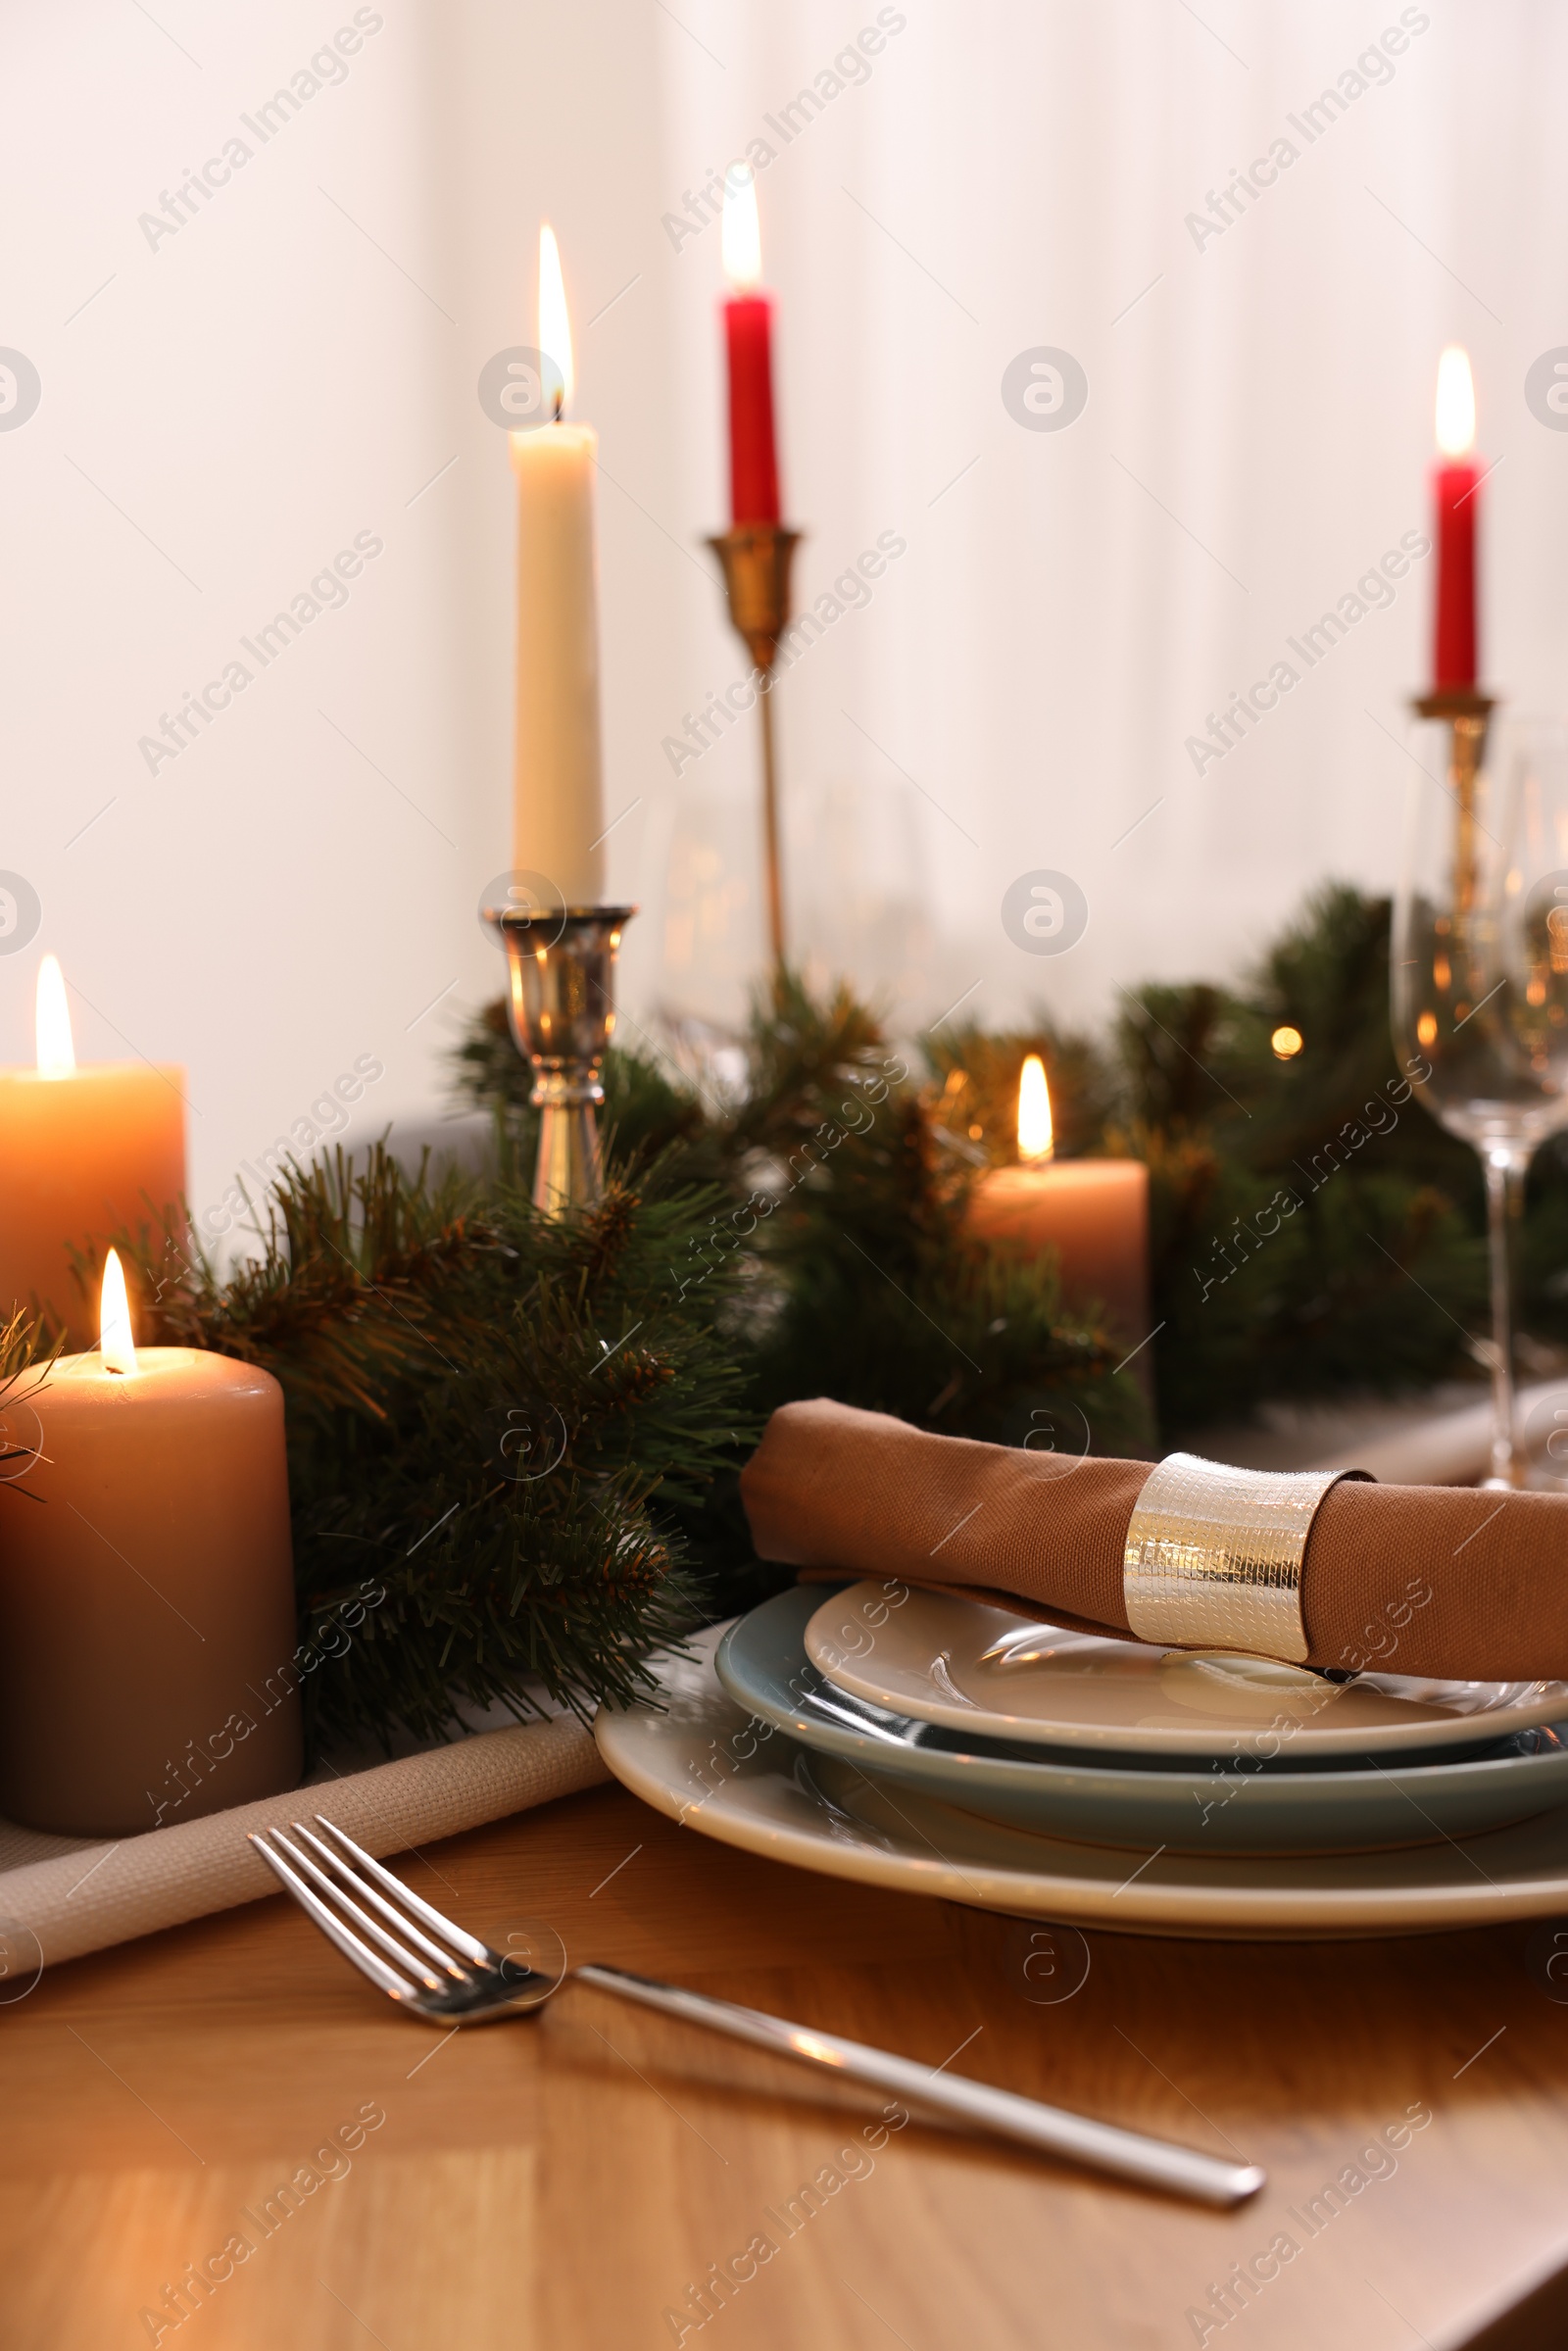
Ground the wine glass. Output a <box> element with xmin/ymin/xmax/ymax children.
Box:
<box><xmin>1392</xmin><ymin>710</ymin><xmax>1568</xmax><ymax>1486</ymax></box>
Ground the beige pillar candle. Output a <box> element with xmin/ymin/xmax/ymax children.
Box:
<box><xmin>968</xmin><ymin>1055</ymin><xmax>1152</xmax><ymax>1350</ymax></box>
<box><xmin>510</xmin><ymin>223</ymin><xmax>607</xmax><ymax>905</ymax></box>
<box><xmin>0</xmin><ymin>957</ymin><xmax>185</xmax><ymax>1347</ymax></box>
<box><xmin>0</xmin><ymin>1253</ymin><xmax>301</xmax><ymax>1836</ymax></box>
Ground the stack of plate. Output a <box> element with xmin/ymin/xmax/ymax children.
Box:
<box><xmin>593</xmin><ymin>1581</ymin><xmax>1568</xmax><ymax>1938</ymax></box>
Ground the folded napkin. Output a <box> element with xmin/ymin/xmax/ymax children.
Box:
<box><xmin>740</xmin><ymin>1398</ymin><xmax>1568</xmax><ymax>1682</ymax></box>
<box><xmin>0</xmin><ymin>1710</ymin><xmax>609</xmax><ymax>1972</ymax></box>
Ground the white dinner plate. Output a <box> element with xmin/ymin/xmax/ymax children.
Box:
<box><xmin>804</xmin><ymin>1582</ymin><xmax>1568</xmax><ymax>1760</ymax></box>
<box><xmin>594</xmin><ymin>1625</ymin><xmax>1568</xmax><ymax>1939</ymax></box>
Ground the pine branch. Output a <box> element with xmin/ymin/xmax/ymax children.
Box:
<box><xmin>108</xmin><ymin>1149</ymin><xmax>756</xmax><ymax>1749</ymax></box>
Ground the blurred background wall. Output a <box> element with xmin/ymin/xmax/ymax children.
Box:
<box><xmin>4</xmin><ymin>0</ymin><xmax>1566</xmax><ymax>1220</ymax></box>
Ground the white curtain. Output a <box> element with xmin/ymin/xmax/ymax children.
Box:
<box><xmin>650</xmin><ymin>0</ymin><xmax>1568</xmax><ymax>1035</ymax></box>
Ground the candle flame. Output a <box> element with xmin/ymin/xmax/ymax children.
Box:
<box><xmin>1017</xmin><ymin>1054</ymin><xmax>1054</xmax><ymax>1162</ymax></box>
<box><xmin>99</xmin><ymin>1249</ymin><xmax>138</xmax><ymax>1376</ymax></box>
<box><xmin>538</xmin><ymin>223</ymin><xmax>574</xmax><ymax>414</ymax></box>
<box><xmin>1436</xmin><ymin>345</ymin><xmax>1476</xmax><ymax>459</ymax></box>
<box><xmin>35</xmin><ymin>954</ymin><xmax>75</xmax><ymax>1078</ymax></box>
<box><xmin>721</xmin><ymin>166</ymin><xmax>762</xmax><ymax>291</ymax></box>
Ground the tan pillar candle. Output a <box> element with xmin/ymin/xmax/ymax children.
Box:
<box><xmin>0</xmin><ymin>1253</ymin><xmax>301</xmax><ymax>1836</ymax></box>
<box><xmin>511</xmin><ymin>223</ymin><xmax>607</xmax><ymax>905</ymax></box>
<box><xmin>0</xmin><ymin>956</ymin><xmax>185</xmax><ymax>1347</ymax></box>
<box><xmin>968</xmin><ymin>1055</ymin><xmax>1151</xmax><ymax>1351</ymax></box>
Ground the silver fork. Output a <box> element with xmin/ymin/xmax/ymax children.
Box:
<box><xmin>249</xmin><ymin>1814</ymin><xmax>1264</xmax><ymax>2208</ymax></box>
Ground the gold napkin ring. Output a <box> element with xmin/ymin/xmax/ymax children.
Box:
<box><xmin>1122</xmin><ymin>1451</ymin><xmax>1369</xmax><ymax>1664</ymax></box>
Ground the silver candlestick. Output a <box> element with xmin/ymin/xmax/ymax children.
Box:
<box><xmin>482</xmin><ymin>901</ymin><xmax>637</xmax><ymax>1216</ymax></box>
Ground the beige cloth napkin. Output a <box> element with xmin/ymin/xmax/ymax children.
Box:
<box><xmin>0</xmin><ymin>1711</ymin><xmax>609</xmax><ymax>1972</ymax></box>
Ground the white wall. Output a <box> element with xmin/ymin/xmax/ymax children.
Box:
<box><xmin>3</xmin><ymin>0</ymin><xmax>1566</xmax><ymax>1229</ymax></box>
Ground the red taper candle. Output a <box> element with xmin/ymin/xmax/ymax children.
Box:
<box><xmin>720</xmin><ymin>170</ymin><xmax>781</xmax><ymax>525</ymax></box>
<box><xmin>1432</xmin><ymin>346</ymin><xmax>1480</xmax><ymax>690</ymax></box>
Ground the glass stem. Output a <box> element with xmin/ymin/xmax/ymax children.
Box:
<box><xmin>1482</xmin><ymin>1145</ymin><xmax>1531</xmax><ymax>1489</ymax></box>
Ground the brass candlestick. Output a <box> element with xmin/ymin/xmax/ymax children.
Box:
<box><xmin>706</xmin><ymin>521</ymin><xmax>802</xmax><ymax>968</ymax></box>
<box><xmin>1412</xmin><ymin>687</ymin><xmax>1496</xmax><ymax>921</ymax></box>
<box><xmin>1403</xmin><ymin>686</ymin><xmax>1518</xmax><ymax>1481</ymax></box>
<box><xmin>482</xmin><ymin>900</ymin><xmax>637</xmax><ymax>1217</ymax></box>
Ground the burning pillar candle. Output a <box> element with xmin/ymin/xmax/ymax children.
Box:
<box><xmin>0</xmin><ymin>955</ymin><xmax>186</xmax><ymax>1346</ymax></box>
<box><xmin>1432</xmin><ymin>345</ymin><xmax>1481</xmax><ymax>690</ymax></box>
<box><xmin>511</xmin><ymin>223</ymin><xmax>607</xmax><ymax>905</ymax></box>
<box><xmin>968</xmin><ymin>1055</ymin><xmax>1152</xmax><ymax>1355</ymax></box>
<box><xmin>0</xmin><ymin>1251</ymin><xmax>302</xmax><ymax>1836</ymax></box>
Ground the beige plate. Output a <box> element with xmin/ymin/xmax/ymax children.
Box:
<box><xmin>803</xmin><ymin>1583</ymin><xmax>1568</xmax><ymax>1760</ymax></box>
<box><xmin>594</xmin><ymin>1627</ymin><xmax>1568</xmax><ymax>1940</ymax></box>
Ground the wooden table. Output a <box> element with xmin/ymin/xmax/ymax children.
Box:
<box><xmin>3</xmin><ymin>1780</ymin><xmax>1567</xmax><ymax>2351</ymax></box>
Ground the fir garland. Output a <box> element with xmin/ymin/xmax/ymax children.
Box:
<box><xmin>927</xmin><ymin>885</ymin><xmax>1568</xmax><ymax>1424</ymax></box>
<box><xmin>457</xmin><ymin>970</ymin><xmax>1149</xmax><ymax>1454</ymax></box>
<box><xmin>8</xmin><ymin>881</ymin><xmax>1545</xmax><ymax>1755</ymax></box>
<box><xmin>459</xmin><ymin>884</ymin><xmax>1548</xmax><ymax>1448</ymax></box>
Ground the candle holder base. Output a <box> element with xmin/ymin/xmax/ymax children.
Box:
<box><xmin>481</xmin><ymin>902</ymin><xmax>637</xmax><ymax>1218</ymax></box>
<box><xmin>531</xmin><ymin>1077</ymin><xmax>606</xmax><ymax>1217</ymax></box>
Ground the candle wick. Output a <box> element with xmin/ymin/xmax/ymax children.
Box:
<box><xmin>552</xmin><ymin>386</ymin><xmax>564</xmax><ymax>424</ymax></box>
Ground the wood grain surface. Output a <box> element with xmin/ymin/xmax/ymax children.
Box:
<box><xmin>1</xmin><ymin>1780</ymin><xmax>1566</xmax><ymax>2351</ymax></box>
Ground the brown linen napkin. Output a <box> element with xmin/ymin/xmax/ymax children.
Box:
<box><xmin>740</xmin><ymin>1398</ymin><xmax>1568</xmax><ymax>1681</ymax></box>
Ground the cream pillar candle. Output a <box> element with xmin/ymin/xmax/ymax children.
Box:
<box><xmin>0</xmin><ymin>957</ymin><xmax>186</xmax><ymax>1346</ymax></box>
<box><xmin>0</xmin><ymin>1252</ymin><xmax>301</xmax><ymax>1836</ymax></box>
<box><xmin>968</xmin><ymin>1056</ymin><xmax>1152</xmax><ymax>1350</ymax></box>
<box><xmin>511</xmin><ymin>223</ymin><xmax>606</xmax><ymax>905</ymax></box>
